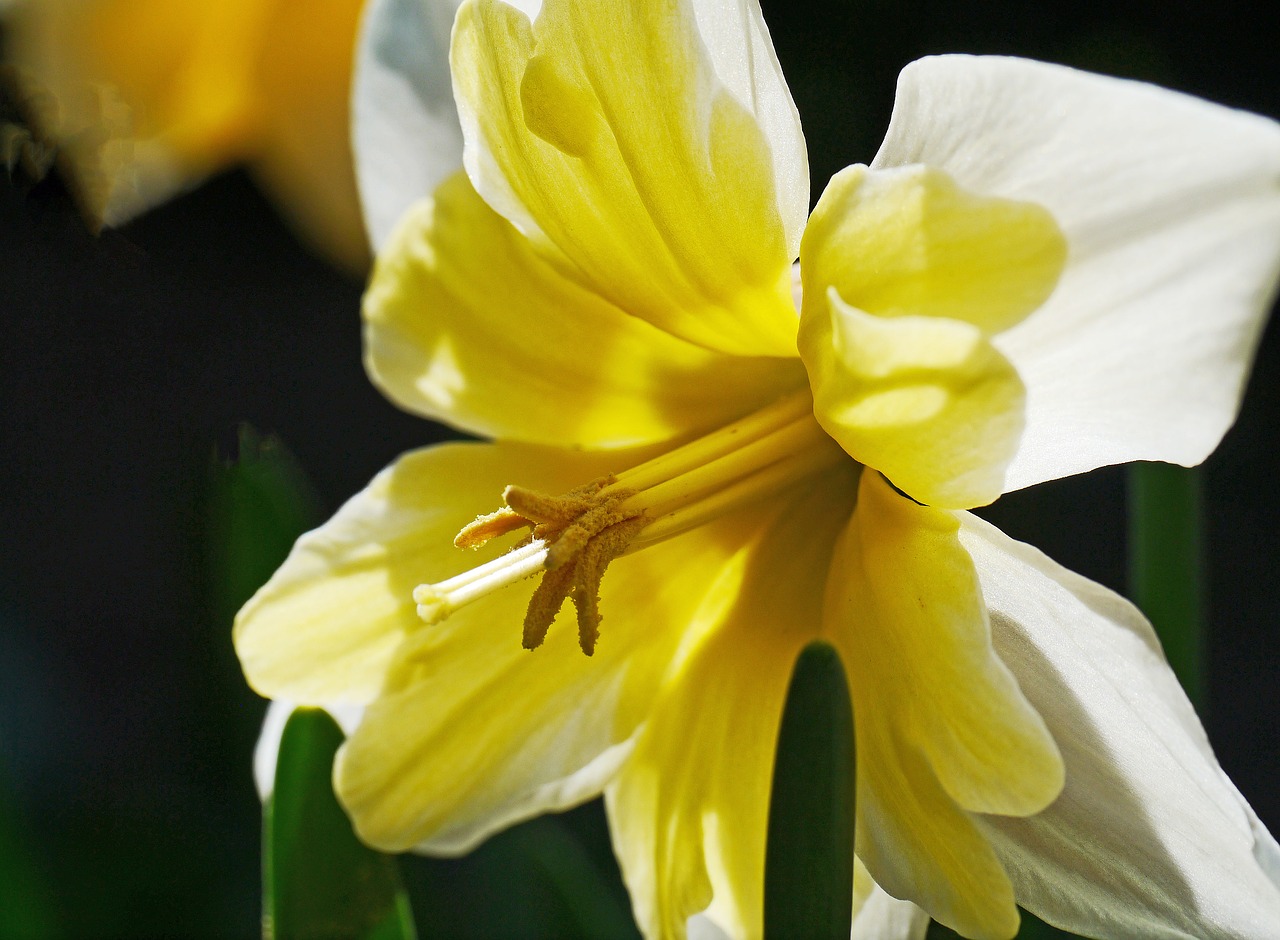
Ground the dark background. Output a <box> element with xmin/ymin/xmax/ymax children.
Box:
<box><xmin>2</xmin><ymin>1</ymin><xmax>1278</xmax><ymax>936</ymax></box>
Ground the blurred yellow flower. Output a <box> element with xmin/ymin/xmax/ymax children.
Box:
<box><xmin>6</xmin><ymin>0</ymin><xmax>368</xmax><ymax>269</ymax></box>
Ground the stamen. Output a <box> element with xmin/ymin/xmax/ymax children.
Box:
<box><xmin>568</xmin><ymin>514</ymin><xmax>647</xmax><ymax>656</ymax></box>
<box><xmin>542</xmin><ymin>491</ymin><xmax>635</xmax><ymax>569</ymax></box>
<box><xmin>631</xmin><ymin>445</ymin><xmax>850</xmax><ymax>549</ymax></box>
<box><xmin>502</xmin><ymin>484</ymin><xmax>596</xmax><ymax>525</ymax></box>
<box><xmin>454</xmin><ymin>506</ymin><xmax>528</xmax><ymax>549</ymax></box>
<box><xmin>414</xmin><ymin>539</ymin><xmax>549</xmax><ymax>624</ymax></box>
<box><xmin>523</xmin><ymin>563</ymin><xmax>575</xmax><ymax>650</ymax></box>
<box><xmin>627</xmin><ymin>416</ymin><xmax>830</xmax><ymax>517</ymax></box>
<box><xmin>605</xmin><ymin>389</ymin><xmax>813</xmax><ymax>494</ymax></box>
<box><xmin>412</xmin><ymin>390</ymin><xmax>846</xmax><ymax>654</ymax></box>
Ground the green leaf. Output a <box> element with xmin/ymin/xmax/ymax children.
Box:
<box><xmin>266</xmin><ymin>708</ymin><xmax>416</xmax><ymax>940</ymax></box>
<box><xmin>928</xmin><ymin>908</ymin><xmax>1077</xmax><ymax>938</ymax></box>
<box><xmin>207</xmin><ymin>426</ymin><xmax>323</xmax><ymax>626</ymax></box>
<box><xmin>764</xmin><ymin>641</ymin><xmax>855</xmax><ymax>939</ymax></box>
<box><xmin>0</xmin><ymin>762</ymin><xmax>56</xmax><ymax>939</ymax></box>
<box><xmin>401</xmin><ymin>808</ymin><xmax>640</xmax><ymax>940</ymax></box>
<box><xmin>1126</xmin><ymin>462</ymin><xmax>1205</xmax><ymax>707</ymax></box>
<box><xmin>1014</xmin><ymin>910</ymin><xmax>1078</xmax><ymax>939</ymax></box>
<box><xmin>499</xmin><ymin>816</ymin><xmax>639</xmax><ymax>938</ymax></box>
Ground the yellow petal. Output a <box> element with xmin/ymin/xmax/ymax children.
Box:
<box><xmin>451</xmin><ymin>0</ymin><xmax>799</xmax><ymax>357</ymax></box>
<box><xmin>251</xmin><ymin>0</ymin><xmax>369</xmax><ymax>271</ymax></box>
<box><xmin>235</xmin><ymin>440</ymin><xmax>630</xmax><ymax>705</ymax></box>
<box><xmin>802</xmin><ymin>164</ymin><xmax>1066</xmax><ymax>334</ymax></box>
<box><xmin>365</xmin><ymin>171</ymin><xmax>806</xmax><ymax>448</ymax></box>
<box><xmin>798</xmin><ymin>164</ymin><xmax>1065</xmax><ymax>509</ymax></box>
<box><xmin>334</xmin><ymin>466</ymin><xmax>854</xmax><ymax>856</ymax></box>
<box><xmin>800</xmin><ymin>290</ymin><xmax>1026</xmax><ymax>509</ymax></box>
<box><xmin>606</xmin><ymin>469</ymin><xmax>856</xmax><ymax>940</ymax></box>
<box><xmin>824</xmin><ymin>472</ymin><xmax>1063</xmax><ymax>939</ymax></box>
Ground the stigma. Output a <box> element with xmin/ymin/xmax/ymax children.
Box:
<box><xmin>412</xmin><ymin>389</ymin><xmax>844</xmax><ymax>655</ymax></box>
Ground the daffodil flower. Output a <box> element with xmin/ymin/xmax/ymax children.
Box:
<box><xmin>236</xmin><ymin>0</ymin><xmax>1280</xmax><ymax>937</ymax></box>
<box><xmin>6</xmin><ymin>0</ymin><xmax>368</xmax><ymax>268</ymax></box>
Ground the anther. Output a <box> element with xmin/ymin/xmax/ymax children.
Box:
<box><xmin>502</xmin><ymin>485</ymin><xmax>590</xmax><ymax>524</ymax></box>
<box><xmin>523</xmin><ymin>564</ymin><xmax>575</xmax><ymax>650</ymax></box>
<box><xmin>543</xmin><ymin>491</ymin><xmax>636</xmax><ymax>569</ymax></box>
<box><xmin>454</xmin><ymin>506</ymin><xmax>529</xmax><ymax>549</ymax></box>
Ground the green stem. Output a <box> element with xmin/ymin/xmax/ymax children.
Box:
<box><xmin>1126</xmin><ymin>462</ymin><xmax>1206</xmax><ymax>709</ymax></box>
<box><xmin>764</xmin><ymin>642</ymin><xmax>856</xmax><ymax>939</ymax></box>
<box><xmin>267</xmin><ymin>708</ymin><xmax>416</xmax><ymax>940</ymax></box>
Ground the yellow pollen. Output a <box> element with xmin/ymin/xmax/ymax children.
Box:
<box><xmin>413</xmin><ymin>389</ymin><xmax>844</xmax><ymax>655</ymax></box>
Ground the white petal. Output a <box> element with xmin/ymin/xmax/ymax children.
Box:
<box><xmin>352</xmin><ymin>0</ymin><xmax>464</xmax><ymax>251</ymax></box>
<box><xmin>958</xmin><ymin>514</ymin><xmax>1280</xmax><ymax>938</ymax></box>
<box><xmin>873</xmin><ymin>56</ymin><xmax>1280</xmax><ymax>492</ymax></box>
<box><xmin>253</xmin><ymin>700</ymin><xmax>365</xmax><ymax>802</ymax></box>
<box><xmin>852</xmin><ymin>861</ymin><xmax>931</xmax><ymax>940</ymax></box>
<box><xmin>685</xmin><ymin>913</ymin><xmax>731</xmax><ymax>940</ymax></box>
<box><xmin>353</xmin><ymin>0</ymin><xmax>543</xmax><ymax>250</ymax></box>
<box><xmin>688</xmin><ymin>0</ymin><xmax>809</xmax><ymax>257</ymax></box>
<box><xmin>1244</xmin><ymin>799</ymin><xmax>1280</xmax><ymax>890</ymax></box>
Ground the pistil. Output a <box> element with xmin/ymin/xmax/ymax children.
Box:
<box><xmin>413</xmin><ymin>390</ymin><xmax>844</xmax><ymax>654</ymax></box>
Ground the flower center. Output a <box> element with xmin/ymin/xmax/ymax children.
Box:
<box><xmin>413</xmin><ymin>390</ymin><xmax>845</xmax><ymax>655</ymax></box>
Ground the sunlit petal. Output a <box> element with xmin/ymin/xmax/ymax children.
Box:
<box><xmin>607</xmin><ymin>473</ymin><xmax>854</xmax><ymax>940</ymax></box>
<box><xmin>874</xmin><ymin>55</ymin><xmax>1280</xmax><ymax>490</ymax></box>
<box><xmin>365</xmin><ymin>172</ymin><xmax>805</xmax><ymax>448</ymax></box>
<box><xmin>802</xmin><ymin>164</ymin><xmax>1065</xmax><ymax>334</ymax></box>
<box><xmin>235</xmin><ymin>441</ymin><xmax>627</xmax><ymax>705</ymax></box>
<box><xmin>799</xmin><ymin>163</ymin><xmax>1063</xmax><ymax>508</ymax></box>
<box><xmin>451</xmin><ymin>0</ymin><xmax>799</xmax><ymax>356</ymax></box>
<box><xmin>334</xmin><ymin>471</ymin><xmax>841</xmax><ymax>856</ymax></box>
<box><xmin>351</xmin><ymin>0</ymin><xmax>545</xmax><ymax>250</ymax></box>
<box><xmin>801</xmin><ymin>291</ymin><xmax>1025</xmax><ymax>509</ymax></box>
<box><xmin>685</xmin><ymin>0</ymin><xmax>809</xmax><ymax>257</ymax></box>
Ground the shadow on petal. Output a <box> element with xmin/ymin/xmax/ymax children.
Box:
<box><xmin>983</xmin><ymin>612</ymin><xmax>1203</xmax><ymax>937</ymax></box>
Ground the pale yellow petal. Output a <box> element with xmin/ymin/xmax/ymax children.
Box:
<box><xmin>365</xmin><ymin>171</ymin><xmax>806</xmax><ymax>448</ymax></box>
<box><xmin>234</xmin><ymin>440</ymin><xmax>629</xmax><ymax>705</ymax></box>
<box><xmin>687</xmin><ymin>0</ymin><xmax>809</xmax><ymax>258</ymax></box>
<box><xmin>802</xmin><ymin>165</ymin><xmax>1065</xmax><ymax>333</ymax></box>
<box><xmin>798</xmin><ymin>164</ymin><xmax>1065</xmax><ymax>509</ymax></box>
<box><xmin>606</xmin><ymin>469</ymin><xmax>856</xmax><ymax>940</ymax></box>
<box><xmin>334</xmin><ymin>467</ymin><xmax>853</xmax><ymax>856</ymax></box>
<box><xmin>451</xmin><ymin>0</ymin><xmax>798</xmax><ymax>356</ymax></box>
<box><xmin>824</xmin><ymin>471</ymin><xmax>1063</xmax><ymax>939</ymax></box>
<box><xmin>800</xmin><ymin>291</ymin><xmax>1025</xmax><ymax>509</ymax></box>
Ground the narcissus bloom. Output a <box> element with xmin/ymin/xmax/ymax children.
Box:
<box><xmin>6</xmin><ymin>0</ymin><xmax>368</xmax><ymax>268</ymax></box>
<box><xmin>237</xmin><ymin>0</ymin><xmax>1280</xmax><ymax>937</ymax></box>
